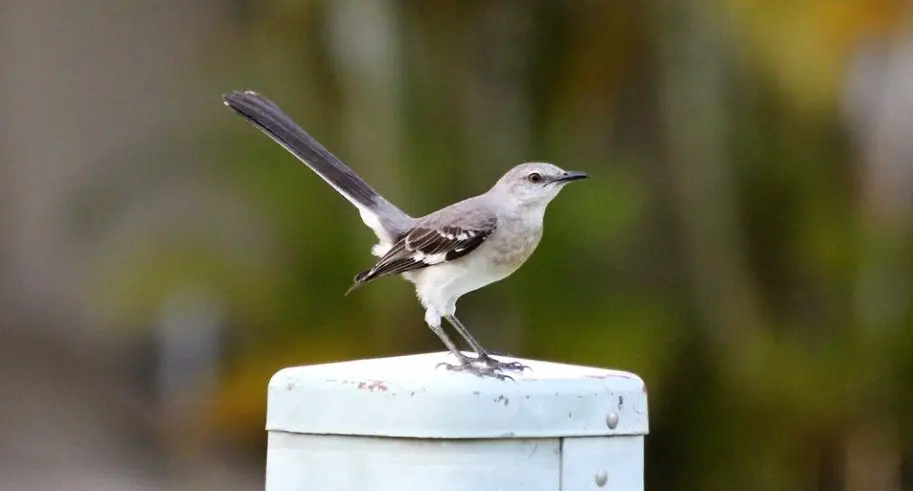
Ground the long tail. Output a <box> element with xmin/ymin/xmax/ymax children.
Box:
<box><xmin>222</xmin><ymin>90</ymin><xmax>412</xmax><ymax>244</ymax></box>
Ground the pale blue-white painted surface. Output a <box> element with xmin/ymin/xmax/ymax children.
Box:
<box><xmin>561</xmin><ymin>436</ymin><xmax>644</xmax><ymax>489</ymax></box>
<box><xmin>265</xmin><ymin>351</ymin><xmax>648</xmax><ymax>490</ymax></box>
<box><xmin>266</xmin><ymin>433</ymin><xmax>561</xmax><ymax>491</ymax></box>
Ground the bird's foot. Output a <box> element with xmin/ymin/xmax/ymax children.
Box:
<box><xmin>473</xmin><ymin>353</ymin><xmax>530</xmax><ymax>372</ymax></box>
<box><xmin>436</xmin><ymin>360</ymin><xmax>514</xmax><ymax>381</ymax></box>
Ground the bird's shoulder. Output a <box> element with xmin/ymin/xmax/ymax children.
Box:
<box><xmin>417</xmin><ymin>193</ymin><xmax>496</xmax><ymax>229</ymax></box>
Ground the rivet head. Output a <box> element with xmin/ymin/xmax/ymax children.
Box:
<box><xmin>595</xmin><ymin>471</ymin><xmax>608</xmax><ymax>487</ymax></box>
<box><xmin>606</xmin><ymin>412</ymin><xmax>620</xmax><ymax>429</ymax></box>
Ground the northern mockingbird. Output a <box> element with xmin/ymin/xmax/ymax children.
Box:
<box><xmin>223</xmin><ymin>90</ymin><xmax>588</xmax><ymax>379</ymax></box>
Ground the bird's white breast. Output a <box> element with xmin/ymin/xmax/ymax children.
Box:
<box><xmin>407</xmin><ymin>215</ymin><xmax>543</xmax><ymax>314</ymax></box>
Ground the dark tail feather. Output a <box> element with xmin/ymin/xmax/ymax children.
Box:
<box><xmin>221</xmin><ymin>90</ymin><xmax>412</xmax><ymax>241</ymax></box>
<box><xmin>222</xmin><ymin>91</ymin><xmax>381</xmax><ymax>208</ymax></box>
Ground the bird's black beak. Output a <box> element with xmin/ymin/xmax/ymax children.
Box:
<box><xmin>554</xmin><ymin>170</ymin><xmax>589</xmax><ymax>183</ymax></box>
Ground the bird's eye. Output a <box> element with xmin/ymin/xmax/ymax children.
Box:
<box><xmin>527</xmin><ymin>172</ymin><xmax>543</xmax><ymax>183</ymax></box>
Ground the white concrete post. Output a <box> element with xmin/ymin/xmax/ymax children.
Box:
<box><xmin>265</xmin><ymin>352</ymin><xmax>648</xmax><ymax>491</ymax></box>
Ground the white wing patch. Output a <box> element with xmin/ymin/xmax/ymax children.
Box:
<box><xmin>411</xmin><ymin>251</ymin><xmax>448</xmax><ymax>265</ymax></box>
<box><xmin>433</xmin><ymin>228</ymin><xmax>477</xmax><ymax>242</ymax></box>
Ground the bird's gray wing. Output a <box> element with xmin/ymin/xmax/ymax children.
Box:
<box><xmin>348</xmin><ymin>212</ymin><xmax>498</xmax><ymax>291</ymax></box>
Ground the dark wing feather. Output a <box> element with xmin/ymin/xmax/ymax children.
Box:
<box><xmin>347</xmin><ymin>217</ymin><xmax>497</xmax><ymax>292</ymax></box>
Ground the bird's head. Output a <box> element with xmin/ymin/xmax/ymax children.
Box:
<box><xmin>492</xmin><ymin>162</ymin><xmax>588</xmax><ymax>207</ymax></box>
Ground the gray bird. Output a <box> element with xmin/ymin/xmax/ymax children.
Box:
<box><xmin>223</xmin><ymin>90</ymin><xmax>588</xmax><ymax>379</ymax></box>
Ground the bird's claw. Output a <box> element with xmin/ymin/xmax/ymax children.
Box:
<box><xmin>436</xmin><ymin>361</ymin><xmax>514</xmax><ymax>381</ymax></box>
<box><xmin>473</xmin><ymin>354</ymin><xmax>530</xmax><ymax>372</ymax></box>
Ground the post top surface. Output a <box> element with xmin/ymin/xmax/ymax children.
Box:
<box><xmin>267</xmin><ymin>352</ymin><xmax>648</xmax><ymax>439</ymax></box>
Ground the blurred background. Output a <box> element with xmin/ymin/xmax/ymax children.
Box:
<box><xmin>2</xmin><ymin>0</ymin><xmax>913</xmax><ymax>489</ymax></box>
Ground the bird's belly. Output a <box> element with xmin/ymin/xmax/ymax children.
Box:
<box><xmin>449</xmin><ymin>255</ymin><xmax>513</xmax><ymax>296</ymax></box>
<box><xmin>410</xmin><ymin>264</ymin><xmax>502</xmax><ymax>313</ymax></box>
<box><xmin>409</xmin><ymin>232</ymin><xmax>541</xmax><ymax>312</ymax></box>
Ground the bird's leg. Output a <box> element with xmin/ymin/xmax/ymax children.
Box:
<box><xmin>443</xmin><ymin>315</ymin><xmax>489</xmax><ymax>356</ymax></box>
<box><xmin>444</xmin><ymin>315</ymin><xmax>529</xmax><ymax>372</ymax></box>
<box><xmin>426</xmin><ymin>317</ymin><xmax>512</xmax><ymax>381</ymax></box>
<box><xmin>427</xmin><ymin>322</ymin><xmax>473</xmax><ymax>365</ymax></box>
